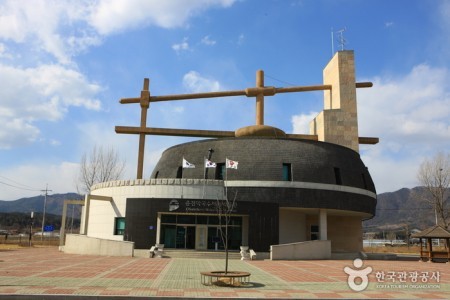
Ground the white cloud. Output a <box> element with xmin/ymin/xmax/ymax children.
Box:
<box><xmin>237</xmin><ymin>33</ymin><xmax>245</xmax><ymax>45</ymax></box>
<box><xmin>0</xmin><ymin>63</ymin><xmax>102</xmax><ymax>148</ymax></box>
<box><xmin>0</xmin><ymin>0</ymin><xmax>236</xmax><ymax>64</ymax></box>
<box><xmin>0</xmin><ymin>161</ymin><xmax>80</xmax><ymax>200</ymax></box>
<box><xmin>89</xmin><ymin>0</ymin><xmax>236</xmax><ymax>34</ymax></box>
<box><xmin>182</xmin><ymin>71</ymin><xmax>221</xmax><ymax>93</ymax></box>
<box><xmin>0</xmin><ymin>43</ymin><xmax>13</xmax><ymax>59</ymax></box>
<box><xmin>385</xmin><ymin>21</ymin><xmax>394</xmax><ymax>28</ymax></box>
<box><xmin>289</xmin><ymin>64</ymin><xmax>450</xmax><ymax>193</ymax></box>
<box><xmin>0</xmin><ymin>0</ymin><xmax>99</xmax><ymax>65</ymax></box>
<box><xmin>291</xmin><ymin>111</ymin><xmax>319</xmax><ymax>134</ymax></box>
<box><xmin>173</xmin><ymin>106</ymin><xmax>185</xmax><ymax>113</ymax></box>
<box><xmin>201</xmin><ymin>35</ymin><xmax>216</xmax><ymax>46</ymax></box>
<box><xmin>360</xmin><ymin>146</ymin><xmax>420</xmax><ymax>194</ymax></box>
<box><xmin>359</xmin><ymin>64</ymin><xmax>450</xmax><ymax>192</ymax></box>
<box><xmin>49</xmin><ymin>139</ymin><xmax>62</xmax><ymax>146</ymax></box>
<box><xmin>358</xmin><ymin>64</ymin><xmax>450</xmax><ymax>146</ymax></box>
<box><xmin>0</xmin><ymin>119</ymin><xmax>40</xmax><ymax>149</ymax></box>
<box><xmin>172</xmin><ymin>37</ymin><xmax>190</xmax><ymax>53</ymax></box>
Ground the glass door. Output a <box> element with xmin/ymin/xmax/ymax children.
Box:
<box><xmin>207</xmin><ymin>227</ymin><xmax>224</xmax><ymax>250</ymax></box>
<box><xmin>175</xmin><ymin>226</ymin><xmax>196</xmax><ymax>249</ymax></box>
<box><xmin>161</xmin><ymin>225</ymin><xmax>176</xmax><ymax>248</ymax></box>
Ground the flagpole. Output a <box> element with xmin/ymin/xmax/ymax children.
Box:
<box><xmin>225</xmin><ymin>158</ymin><xmax>228</xmax><ymax>200</ymax></box>
<box><xmin>181</xmin><ymin>157</ymin><xmax>184</xmax><ymax>199</ymax></box>
<box><xmin>202</xmin><ymin>157</ymin><xmax>206</xmax><ymax>199</ymax></box>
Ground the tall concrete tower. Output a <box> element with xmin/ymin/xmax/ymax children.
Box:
<box><xmin>310</xmin><ymin>50</ymin><xmax>360</xmax><ymax>152</ymax></box>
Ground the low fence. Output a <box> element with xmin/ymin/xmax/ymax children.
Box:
<box><xmin>0</xmin><ymin>234</ymin><xmax>60</xmax><ymax>247</ymax></box>
<box><xmin>270</xmin><ymin>240</ymin><xmax>331</xmax><ymax>260</ymax></box>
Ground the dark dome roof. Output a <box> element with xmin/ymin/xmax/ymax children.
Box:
<box><xmin>151</xmin><ymin>137</ymin><xmax>376</xmax><ymax>215</ymax></box>
<box><xmin>152</xmin><ymin>137</ymin><xmax>375</xmax><ymax>192</ymax></box>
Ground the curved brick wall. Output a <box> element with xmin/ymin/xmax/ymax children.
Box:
<box><xmin>151</xmin><ymin>137</ymin><xmax>377</xmax><ymax>215</ymax></box>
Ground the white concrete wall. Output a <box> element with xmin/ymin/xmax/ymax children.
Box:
<box><xmin>270</xmin><ymin>240</ymin><xmax>331</xmax><ymax>260</ymax></box>
<box><xmin>86</xmin><ymin>179</ymin><xmax>225</xmax><ymax>241</ymax></box>
<box><xmin>64</xmin><ymin>234</ymin><xmax>134</xmax><ymax>256</ymax></box>
<box><xmin>279</xmin><ymin>209</ymin><xmax>306</xmax><ymax>244</ymax></box>
<box><xmin>87</xmin><ymin>196</ymin><xmax>124</xmax><ymax>240</ymax></box>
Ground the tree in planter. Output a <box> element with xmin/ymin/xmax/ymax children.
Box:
<box><xmin>215</xmin><ymin>192</ymin><xmax>237</xmax><ymax>275</ymax></box>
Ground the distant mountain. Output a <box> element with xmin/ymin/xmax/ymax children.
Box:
<box><xmin>363</xmin><ymin>187</ymin><xmax>436</xmax><ymax>231</ymax></box>
<box><xmin>0</xmin><ymin>188</ymin><xmax>440</xmax><ymax>232</ymax></box>
<box><xmin>0</xmin><ymin>193</ymin><xmax>83</xmax><ymax>216</ymax></box>
<box><xmin>0</xmin><ymin>212</ymin><xmax>80</xmax><ymax>232</ymax></box>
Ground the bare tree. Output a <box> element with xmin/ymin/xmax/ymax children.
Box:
<box><xmin>76</xmin><ymin>145</ymin><xmax>126</xmax><ymax>194</ymax></box>
<box><xmin>417</xmin><ymin>152</ymin><xmax>450</xmax><ymax>229</ymax></box>
<box><xmin>216</xmin><ymin>192</ymin><xmax>237</xmax><ymax>275</ymax></box>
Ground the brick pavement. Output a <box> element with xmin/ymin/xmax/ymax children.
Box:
<box><xmin>0</xmin><ymin>247</ymin><xmax>449</xmax><ymax>298</ymax></box>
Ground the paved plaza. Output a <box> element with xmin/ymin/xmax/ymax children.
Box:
<box><xmin>0</xmin><ymin>247</ymin><xmax>449</xmax><ymax>299</ymax></box>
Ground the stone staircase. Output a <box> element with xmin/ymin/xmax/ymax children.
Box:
<box><xmin>133</xmin><ymin>249</ymin><xmax>242</xmax><ymax>259</ymax></box>
<box><xmin>163</xmin><ymin>250</ymin><xmax>242</xmax><ymax>259</ymax></box>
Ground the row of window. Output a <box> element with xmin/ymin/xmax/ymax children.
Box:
<box><xmin>116</xmin><ymin>216</ymin><xmax>322</xmax><ymax>242</ymax></box>
<box><xmin>161</xmin><ymin>214</ymin><xmax>242</xmax><ymax>226</ymax></box>
<box><xmin>153</xmin><ymin>163</ymin><xmax>293</xmax><ymax>181</ymax></box>
<box><xmin>154</xmin><ymin>165</ymin><xmax>368</xmax><ymax>188</ymax></box>
<box><xmin>114</xmin><ymin>215</ymin><xmax>243</xmax><ymax>236</ymax></box>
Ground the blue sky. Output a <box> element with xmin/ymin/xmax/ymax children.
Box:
<box><xmin>0</xmin><ymin>0</ymin><xmax>449</xmax><ymax>200</ymax></box>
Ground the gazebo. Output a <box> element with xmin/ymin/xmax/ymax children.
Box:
<box><xmin>411</xmin><ymin>225</ymin><xmax>450</xmax><ymax>263</ymax></box>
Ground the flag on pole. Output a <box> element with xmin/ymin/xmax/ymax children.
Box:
<box><xmin>182</xmin><ymin>158</ymin><xmax>195</xmax><ymax>168</ymax></box>
<box><xmin>205</xmin><ymin>158</ymin><xmax>217</xmax><ymax>168</ymax></box>
<box><xmin>226</xmin><ymin>158</ymin><xmax>238</xmax><ymax>169</ymax></box>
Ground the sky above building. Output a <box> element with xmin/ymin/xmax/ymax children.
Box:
<box><xmin>0</xmin><ymin>0</ymin><xmax>449</xmax><ymax>200</ymax></box>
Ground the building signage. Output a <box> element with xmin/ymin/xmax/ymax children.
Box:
<box><xmin>169</xmin><ymin>199</ymin><xmax>179</xmax><ymax>211</ymax></box>
<box><xmin>44</xmin><ymin>225</ymin><xmax>54</xmax><ymax>232</ymax></box>
<box><xmin>184</xmin><ymin>199</ymin><xmax>237</xmax><ymax>213</ymax></box>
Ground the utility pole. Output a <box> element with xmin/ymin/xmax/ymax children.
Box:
<box><xmin>40</xmin><ymin>184</ymin><xmax>52</xmax><ymax>242</ymax></box>
<box><xmin>29</xmin><ymin>211</ymin><xmax>34</xmax><ymax>247</ymax></box>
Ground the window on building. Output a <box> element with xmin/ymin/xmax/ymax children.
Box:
<box><xmin>114</xmin><ymin>217</ymin><xmax>125</xmax><ymax>235</ymax></box>
<box><xmin>176</xmin><ymin>166</ymin><xmax>183</xmax><ymax>179</ymax></box>
<box><xmin>215</xmin><ymin>163</ymin><xmax>225</xmax><ymax>180</ymax></box>
<box><xmin>282</xmin><ymin>163</ymin><xmax>292</xmax><ymax>181</ymax></box>
<box><xmin>161</xmin><ymin>214</ymin><xmax>176</xmax><ymax>224</ymax></box>
<box><xmin>310</xmin><ymin>225</ymin><xmax>319</xmax><ymax>240</ymax></box>
<box><xmin>334</xmin><ymin>167</ymin><xmax>342</xmax><ymax>185</ymax></box>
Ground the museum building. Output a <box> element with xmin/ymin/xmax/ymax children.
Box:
<box><xmin>65</xmin><ymin>50</ymin><xmax>378</xmax><ymax>257</ymax></box>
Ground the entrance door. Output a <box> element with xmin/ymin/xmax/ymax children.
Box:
<box><xmin>196</xmin><ymin>225</ymin><xmax>208</xmax><ymax>250</ymax></box>
<box><xmin>207</xmin><ymin>227</ymin><xmax>223</xmax><ymax>250</ymax></box>
<box><xmin>175</xmin><ymin>226</ymin><xmax>196</xmax><ymax>249</ymax></box>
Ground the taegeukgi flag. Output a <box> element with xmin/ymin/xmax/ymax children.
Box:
<box><xmin>226</xmin><ymin>158</ymin><xmax>238</xmax><ymax>169</ymax></box>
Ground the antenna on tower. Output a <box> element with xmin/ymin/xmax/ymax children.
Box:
<box><xmin>331</xmin><ymin>27</ymin><xmax>334</xmax><ymax>56</ymax></box>
<box><xmin>336</xmin><ymin>27</ymin><xmax>347</xmax><ymax>51</ymax></box>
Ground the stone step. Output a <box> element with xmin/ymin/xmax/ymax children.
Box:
<box><xmin>163</xmin><ymin>250</ymin><xmax>242</xmax><ymax>259</ymax></box>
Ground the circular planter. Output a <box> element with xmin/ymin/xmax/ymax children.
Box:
<box><xmin>200</xmin><ymin>271</ymin><xmax>251</xmax><ymax>286</ymax></box>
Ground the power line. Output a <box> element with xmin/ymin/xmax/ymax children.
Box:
<box><xmin>0</xmin><ymin>175</ymin><xmax>41</xmax><ymax>191</ymax></box>
<box><xmin>265</xmin><ymin>73</ymin><xmax>298</xmax><ymax>87</ymax></box>
<box><xmin>0</xmin><ymin>180</ymin><xmax>41</xmax><ymax>191</ymax></box>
